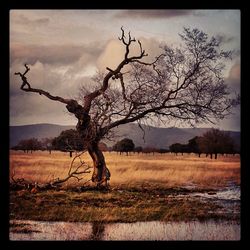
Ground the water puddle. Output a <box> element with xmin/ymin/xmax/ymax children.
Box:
<box><xmin>191</xmin><ymin>185</ymin><xmax>240</xmax><ymax>201</ymax></box>
<box><xmin>176</xmin><ymin>184</ymin><xmax>240</xmax><ymax>217</ymax></box>
<box><xmin>9</xmin><ymin>184</ymin><xmax>241</xmax><ymax>240</ymax></box>
<box><xmin>9</xmin><ymin>219</ymin><xmax>240</xmax><ymax>241</ymax></box>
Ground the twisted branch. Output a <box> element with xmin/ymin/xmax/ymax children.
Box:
<box><xmin>14</xmin><ymin>64</ymin><xmax>75</xmax><ymax>106</ymax></box>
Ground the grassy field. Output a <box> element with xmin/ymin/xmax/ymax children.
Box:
<box><xmin>9</xmin><ymin>150</ymin><xmax>240</xmax><ymax>223</ymax></box>
<box><xmin>10</xmin><ymin>150</ymin><xmax>240</xmax><ymax>189</ymax></box>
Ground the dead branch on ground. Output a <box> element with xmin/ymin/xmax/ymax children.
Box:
<box><xmin>10</xmin><ymin>150</ymin><xmax>93</xmax><ymax>191</ymax></box>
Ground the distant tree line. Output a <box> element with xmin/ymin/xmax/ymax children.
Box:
<box><xmin>11</xmin><ymin>129</ymin><xmax>110</xmax><ymax>157</ymax></box>
<box><xmin>169</xmin><ymin>128</ymin><xmax>238</xmax><ymax>159</ymax></box>
<box><xmin>11</xmin><ymin>130</ymin><xmax>82</xmax><ymax>156</ymax></box>
<box><xmin>11</xmin><ymin>138</ymin><xmax>51</xmax><ymax>153</ymax></box>
<box><xmin>11</xmin><ymin>128</ymin><xmax>239</xmax><ymax>159</ymax></box>
<box><xmin>112</xmin><ymin>138</ymin><xmax>170</xmax><ymax>155</ymax></box>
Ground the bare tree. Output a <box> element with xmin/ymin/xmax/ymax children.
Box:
<box><xmin>14</xmin><ymin>27</ymin><xmax>239</xmax><ymax>188</ymax></box>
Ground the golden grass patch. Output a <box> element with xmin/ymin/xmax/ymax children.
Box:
<box><xmin>9</xmin><ymin>150</ymin><xmax>240</xmax><ymax>189</ymax></box>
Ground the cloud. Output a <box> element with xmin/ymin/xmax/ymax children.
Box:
<box><xmin>10</xmin><ymin>93</ymin><xmax>77</xmax><ymax>126</ymax></box>
<box><xmin>10</xmin><ymin>43</ymin><xmax>102</xmax><ymax>66</ymax></box>
<box><xmin>229</xmin><ymin>62</ymin><xmax>240</xmax><ymax>80</ymax></box>
<box><xmin>216</xmin><ymin>33</ymin><xmax>235</xmax><ymax>44</ymax></box>
<box><xmin>215</xmin><ymin>62</ymin><xmax>241</xmax><ymax>131</ymax></box>
<box><xmin>115</xmin><ymin>9</ymin><xmax>194</xmax><ymax>19</ymax></box>
<box><xmin>10</xmin><ymin>59</ymin><xmax>93</xmax><ymax>126</ymax></box>
<box><xmin>10</xmin><ymin>11</ymin><xmax>50</xmax><ymax>27</ymax></box>
<box><xmin>97</xmin><ymin>39</ymin><xmax>125</xmax><ymax>71</ymax></box>
<box><xmin>226</xmin><ymin>62</ymin><xmax>240</xmax><ymax>94</ymax></box>
<box><xmin>196</xmin><ymin>61</ymin><xmax>241</xmax><ymax>132</ymax></box>
<box><xmin>17</xmin><ymin>14</ymin><xmax>50</xmax><ymax>26</ymax></box>
<box><xmin>10</xmin><ymin>10</ymin><xmax>107</xmax><ymax>46</ymax></box>
<box><xmin>97</xmin><ymin>37</ymin><xmax>162</xmax><ymax>71</ymax></box>
<box><xmin>10</xmin><ymin>35</ymin><xmax>164</xmax><ymax>126</ymax></box>
<box><xmin>11</xmin><ymin>59</ymin><xmax>94</xmax><ymax>97</ymax></box>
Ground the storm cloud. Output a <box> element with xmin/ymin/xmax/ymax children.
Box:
<box><xmin>115</xmin><ymin>9</ymin><xmax>195</xmax><ymax>19</ymax></box>
<box><xmin>10</xmin><ymin>43</ymin><xmax>102</xmax><ymax>66</ymax></box>
<box><xmin>16</xmin><ymin>14</ymin><xmax>50</xmax><ymax>26</ymax></box>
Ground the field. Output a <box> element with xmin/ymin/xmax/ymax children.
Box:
<box><xmin>9</xmin><ymin>150</ymin><xmax>240</xmax><ymax>224</ymax></box>
<box><xmin>10</xmin><ymin>150</ymin><xmax>240</xmax><ymax>189</ymax></box>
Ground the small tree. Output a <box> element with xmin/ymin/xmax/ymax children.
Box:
<box><xmin>187</xmin><ymin>136</ymin><xmax>202</xmax><ymax>157</ymax></box>
<box><xmin>134</xmin><ymin>146</ymin><xmax>143</xmax><ymax>154</ymax></box>
<box><xmin>169</xmin><ymin>143</ymin><xmax>186</xmax><ymax>155</ymax></box>
<box><xmin>113</xmin><ymin>138</ymin><xmax>135</xmax><ymax>156</ymax></box>
<box><xmin>52</xmin><ymin>129</ymin><xmax>84</xmax><ymax>155</ymax></box>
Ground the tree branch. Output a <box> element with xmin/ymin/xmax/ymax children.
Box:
<box><xmin>15</xmin><ymin>64</ymin><xmax>76</xmax><ymax>106</ymax></box>
<box><xmin>83</xmin><ymin>27</ymin><xmax>149</xmax><ymax>114</ymax></box>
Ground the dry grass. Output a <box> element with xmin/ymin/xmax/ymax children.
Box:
<box><xmin>9</xmin><ymin>150</ymin><xmax>240</xmax><ymax>189</ymax></box>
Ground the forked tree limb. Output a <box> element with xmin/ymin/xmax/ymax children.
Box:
<box><xmin>83</xmin><ymin>27</ymin><xmax>150</xmax><ymax>114</ymax></box>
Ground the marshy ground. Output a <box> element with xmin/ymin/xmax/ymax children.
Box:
<box><xmin>9</xmin><ymin>185</ymin><xmax>240</xmax><ymax>222</ymax></box>
<box><xmin>9</xmin><ymin>150</ymin><xmax>240</xmax><ymax>240</ymax></box>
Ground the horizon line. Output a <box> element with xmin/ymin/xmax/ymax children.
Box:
<box><xmin>9</xmin><ymin>122</ymin><xmax>240</xmax><ymax>132</ymax></box>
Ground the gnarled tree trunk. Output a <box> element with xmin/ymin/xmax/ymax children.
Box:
<box><xmin>88</xmin><ymin>142</ymin><xmax>110</xmax><ymax>188</ymax></box>
<box><xmin>75</xmin><ymin>114</ymin><xmax>110</xmax><ymax>188</ymax></box>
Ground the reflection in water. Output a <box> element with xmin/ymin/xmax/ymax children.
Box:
<box><xmin>90</xmin><ymin>222</ymin><xmax>105</xmax><ymax>240</ymax></box>
<box><xmin>10</xmin><ymin>219</ymin><xmax>240</xmax><ymax>241</ymax></box>
<box><xmin>102</xmin><ymin>220</ymin><xmax>240</xmax><ymax>240</ymax></box>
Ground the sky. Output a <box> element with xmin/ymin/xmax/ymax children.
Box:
<box><xmin>9</xmin><ymin>9</ymin><xmax>241</xmax><ymax>131</ymax></box>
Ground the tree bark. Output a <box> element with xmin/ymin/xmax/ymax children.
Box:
<box><xmin>88</xmin><ymin>142</ymin><xmax>110</xmax><ymax>188</ymax></box>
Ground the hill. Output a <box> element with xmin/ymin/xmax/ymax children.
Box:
<box><xmin>9</xmin><ymin>123</ymin><xmax>240</xmax><ymax>150</ymax></box>
<box><xmin>10</xmin><ymin>124</ymin><xmax>74</xmax><ymax>147</ymax></box>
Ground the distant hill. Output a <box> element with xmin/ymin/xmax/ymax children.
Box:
<box><xmin>10</xmin><ymin>124</ymin><xmax>74</xmax><ymax>147</ymax></box>
<box><xmin>110</xmin><ymin>124</ymin><xmax>240</xmax><ymax>150</ymax></box>
<box><xmin>9</xmin><ymin>123</ymin><xmax>240</xmax><ymax>150</ymax></box>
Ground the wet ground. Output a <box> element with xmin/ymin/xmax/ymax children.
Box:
<box><xmin>9</xmin><ymin>184</ymin><xmax>240</xmax><ymax>241</ymax></box>
<box><xmin>186</xmin><ymin>184</ymin><xmax>240</xmax><ymax>218</ymax></box>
